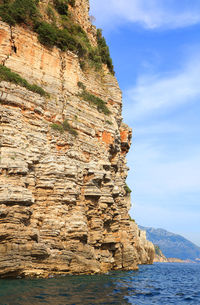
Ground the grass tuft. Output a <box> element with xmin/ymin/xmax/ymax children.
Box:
<box><xmin>63</xmin><ymin>119</ymin><xmax>78</xmax><ymax>136</ymax></box>
<box><xmin>0</xmin><ymin>64</ymin><xmax>49</xmax><ymax>97</ymax></box>
<box><xmin>124</xmin><ymin>183</ymin><xmax>132</xmax><ymax>194</ymax></box>
<box><xmin>51</xmin><ymin>120</ymin><xmax>77</xmax><ymax>136</ymax></box>
<box><xmin>78</xmin><ymin>88</ymin><xmax>111</xmax><ymax>115</ymax></box>
<box><xmin>51</xmin><ymin>123</ymin><xmax>64</xmax><ymax>133</ymax></box>
<box><xmin>77</xmin><ymin>81</ymin><xmax>86</xmax><ymax>90</ymax></box>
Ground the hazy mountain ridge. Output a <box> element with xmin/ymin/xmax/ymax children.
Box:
<box><xmin>139</xmin><ymin>226</ymin><xmax>200</xmax><ymax>260</ymax></box>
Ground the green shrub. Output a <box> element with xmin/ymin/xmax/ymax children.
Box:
<box><xmin>0</xmin><ymin>0</ymin><xmax>39</xmax><ymax>26</ymax></box>
<box><xmin>35</xmin><ymin>22</ymin><xmax>58</xmax><ymax>48</ymax></box>
<box><xmin>129</xmin><ymin>216</ymin><xmax>135</xmax><ymax>222</ymax></box>
<box><xmin>88</xmin><ymin>48</ymin><xmax>102</xmax><ymax>70</ymax></box>
<box><xmin>56</xmin><ymin>28</ymin><xmax>76</xmax><ymax>51</ymax></box>
<box><xmin>34</xmin><ymin>21</ymin><xmax>89</xmax><ymax>55</ymax></box>
<box><xmin>79</xmin><ymin>90</ymin><xmax>111</xmax><ymax>115</ymax></box>
<box><xmin>0</xmin><ymin>64</ymin><xmax>48</xmax><ymax>96</ymax></box>
<box><xmin>124</xmin><ymin>183</ymin><xmax>132</xmax><ymax>194</ymax></box>
<box><xmin>46</xmin><ymin>5</ymin><xmax>56</xmax><ymax>23</ymax></box>
<box><xmin>65</xmin><ymin>24</ymin><xmax>92</xmax><ymax>57</ymax></box>
<box><xmin>28</xmin><ymin>83</ymin><xmax>48</xmax><ymax>96</ymax></box>
<box><xmin>97</xmin><ymin>29</ymin><xmax>114</xmax><ymax>74</ymax></box>
<box><xmin>53</xmin><ymin>0</ymin><xmax>68</xmax><ymax>15</ymax></box>
<box><xmin>68</xmin><ymin>0</ymin><xmax>75</xmax><ymax>6</ymax></box>
<box><xmin>63</xmin><ymin>119</ymin><xmax>78</xmax><ymax>136</ymax></box>
<box><xmin>106</xmin><ymin>120</ymin><xmax>113</xmax><ymax>125</ymax></box>
<box><xmin>77</xmin><ymin>81</ymin><xmax>86</xmax><ymax>90</ymax></box>
<box><xmin>154</xmin><ymin>245</ymin><xmax>162</xmax><ymax>256</ymax></box>
<box><xmin>11</xmin><ymin>0</ymin><xmax>38</xmax><ymax>23</ymax></box>
<box><xmin>51</xmin><ymin>120</ymin><xmax>77</xmax><ymax>136</ymax></box>
<box><xmin>75</xmin><ymin>40</ymin><xmax>87</xmax><ymax>57</ymax></box>
<box><xmin>79</xmin><ymin>61</ymin><xmax>86</xmax><ymax>70</ymax></box>
<box><xmin>0</xmin><ymin>0</ymin><xmax>115</xmax><ymax>75</ymax></box>
<box><xmin>51</xmin><ymin>123</ymin><xmax>64</xmax><ymax>133</ymax></box>
<box><xmin>0</xmin><ymin>4</ymin><xmax>16</xmax><ymax>25</ymax></box>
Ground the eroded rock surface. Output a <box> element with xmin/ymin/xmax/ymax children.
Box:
<box><xmin>0</xmin><ymin>0</ymin><xmax>154</xmax><ymax>278</ymax></box>
<box><xmin>136</xmin><ymin>228</ymin><xmax>155</xmax><ymax>264</ymax></box>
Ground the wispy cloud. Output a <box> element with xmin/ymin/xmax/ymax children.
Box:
<box><xmin>125</xmin><ymin>49</ymin><xmax>200</xmax><ymax>240</ymax></box>
<box><xmin>133</xmin><ymin>122</ymin><xmax>183</xmax><ymax>136</ymax></box>
<box><xmin>128</xmin><ymin>141</ymin><xmax>200</xmax><ymax>195</ymax></box>
<box><xmin>91</xmin><ymin>0</ymin><xmax>200</xmax><ymax>245</ymax></box>
<box><xmin>123</xmin><ymin>55</ymin><xmax>200</xmax><ymax>121</ymax></box>
<box><xmin>127</xmin><ymin>139</ymin><xmax>200</xmax><ymax>247</ymax></box>
<box><xmin>90</xmin><ymin>0</ymin><xmax>200</xmax><ymax>30</ymax></box>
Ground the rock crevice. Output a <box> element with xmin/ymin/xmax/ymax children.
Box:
<box><xmin>1</xmin><ymin>25</ymin><xmax>15</xmax><ymax>66</ymax></box>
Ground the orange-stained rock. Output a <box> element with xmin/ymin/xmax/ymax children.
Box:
<box><xmin>102</xmin><ymin>131</ymin><xmax>114</xmax><ymax>145</ymax></box>
<box><xmin>120</xmin><ymin>123</ymin><xmax>132</xmax><ymax>154</ymax></box>
<box><xmin>120</xmin><ymin>130</ymin><xmax>128</xmax><ymax>142</ymax></box>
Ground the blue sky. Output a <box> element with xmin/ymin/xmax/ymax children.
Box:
<box><xmin>90</xmin><ymin>0</ymin><xmax>200</xmax><ymax>247</ymax></box>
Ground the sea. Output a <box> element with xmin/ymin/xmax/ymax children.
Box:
<box><xmin>0</xmin><ymin>263</ymin><xmax>200</xmax><ymax>305</ymax></box>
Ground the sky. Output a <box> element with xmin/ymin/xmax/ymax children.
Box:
<box><xmin>90</xmin><ymin>0</ymin><xmax>200</xmax><ymax>247</ymax></box>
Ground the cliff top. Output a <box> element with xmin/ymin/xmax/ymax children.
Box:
<box><xmin>0</xmin><ymin>0</ymin><xmax>114</xmax><ymax>74</ymax></box>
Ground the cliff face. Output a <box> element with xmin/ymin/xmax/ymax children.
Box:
<box><xmin>0</xmin><ymin>0</ymin><xmax>154</xmax><ymax>278</ymax></box>
<box><xmin>136</xmin><ymin>228</ymin><xmax>155</xmax><ymax>264</ymax></box>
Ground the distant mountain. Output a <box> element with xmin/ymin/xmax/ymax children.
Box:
<box><xmin>139</xmin><ymin>226</ymin><xmax>200</xmax><ymax>261</ymax></box>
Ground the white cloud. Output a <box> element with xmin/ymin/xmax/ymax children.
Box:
<box><xmin>90</xmin><ymin>0</ymin><xmax>200</xmax><ymax>247</ymax></box>
<box><xmin>123</xmin><ymin>56</ymin><xmax>200</xmax><ymax>121</ymax></box>
<box><xmin>124</xmin><ymin>51</ymin><xmax>200</xmax><ymax>239</ymax></box>
<box><xmin>90</xmin><ymin>0</ymin><xmax>200</xmax><ymax>30</ymax></box>
<box><xmin>134</xmin><ymin>122</ymin><xmax>183</xmax><ymax>136</ymax></box>
<box><xmin>124</xmin><ymin>50</ymin><xmax>200</xmax><ymax>195</ymax></box>
<box><xmin>128</xmin><ymin>140</ymin><xmax>200</xmax><ymax>246</ymax></box>
<box><xmin>128</xmin><ymin>141</ymin><xmax>200</xmax><ymax>195</ymax></box>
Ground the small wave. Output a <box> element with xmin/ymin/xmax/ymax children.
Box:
<box><xmin>0</xmin><ymin>263</ymin><xmax>199</xmax><ymax>305</ymax></box>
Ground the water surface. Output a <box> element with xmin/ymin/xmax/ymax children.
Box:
<box><xmin>0</xmin><ymin>263</ymin><xmax>200</xmax><ymax>304</ymax></box>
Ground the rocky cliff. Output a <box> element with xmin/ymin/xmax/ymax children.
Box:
<box><xmin>154</xmin><ymin>245</ymin><xmax>169</xmax><ymax>262</ymax></box>
<box><xmin>136</xmin><ymin>229</ymin><xmax>155</xmax><ymax>264</ymax></box>
<box><xmin>154</xmin><ymin>246</ymin><xmax>187</xmax><ymax>263</ymax></box>
<box><xmin>0</xmin><ymin>0</ymin><xmax>154</xmax><ymax>278</ymax></box>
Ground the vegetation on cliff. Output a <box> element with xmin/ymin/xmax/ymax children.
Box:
<box><xmin>0</xmin><ymin>0</ymin><xmax>114</xmax><ymax>74</ymax></box>
<box><xmin>154</xmin><ymin>245</ymin><xmax>163</xmax><ymax>256</ymax></box>
<box><xmin>0</xmin><ymin>64</ymin><xmax>48</xmax><ymax>96</ymax></box>
<box><xmin>77</xmin><ymin>81</ymin><xmax>111</xmax><ymax>115</ymax></box>
<box><xmin>124</xmin><ymin>183</ymin><xmax>132</xmax><ymax>194</ymax></box>
<box><xmin>0</xmin><ymin>0</ymin><xmax>38</xmax><ymax>26</ymax></box>
<box><xmin>96</xmin><ymin>29</ymin><xmax>114</xmax><ymax>75</ymax></box>
<box><xmin>51</xmin><ymin>119</ymin><xmax>78</xmax><ymax>136</ymax></box>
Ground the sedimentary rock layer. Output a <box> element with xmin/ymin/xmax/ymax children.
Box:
<box><xmin>0</xmin><ymin>0</ymin><xmax>154</xmax><ymax>278</ymax></box>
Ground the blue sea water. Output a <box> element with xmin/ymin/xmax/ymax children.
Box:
<box><xmin>0</xmin><ymin>263</ymin><xmax>200</xmax><ymax>305</ymax></box>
